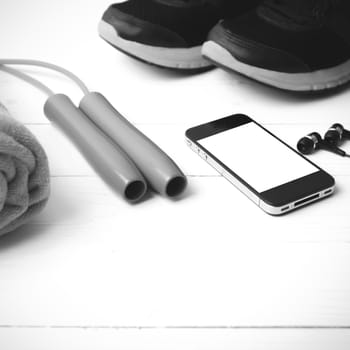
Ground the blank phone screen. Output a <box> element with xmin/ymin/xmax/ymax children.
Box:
<box><xmin>198</xmin><ymin>122</ymin><xmax>319</xmax><ymax>193</ymax></box>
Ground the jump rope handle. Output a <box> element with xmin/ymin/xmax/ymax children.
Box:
<box><xmin>44</xmin><ymin>94</ymin><xmax>147</xmax><ymax>202</ymax></box>
<box><xmin>79</xmin><ymin>92</ymin><xmax>187</xmax><ymax>197</ymax></box>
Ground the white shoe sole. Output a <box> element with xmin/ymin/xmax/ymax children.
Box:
<box><xmin>202</xmin><ymin>41</ymin><xmax>350</xmax><ymax>91</ymax></box>
<box><xmin>98</xmin><ymin>20</ymin><xmax>212</xmax><ymax>70</ymax></box>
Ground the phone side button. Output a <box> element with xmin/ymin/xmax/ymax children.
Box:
<box><xmin>200</xmin><ymin>152</ymin><xmax>208</xmax><ymax>160</ymax></box>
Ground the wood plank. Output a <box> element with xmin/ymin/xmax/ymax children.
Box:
<box><xmin>2</xmin><ymin>68</ymin><xmax>350</xmax><ymax>127</ymax></box>
<box><xmin>1</xmin><ymin>328</ymin><xmax>350</xmax><ymax>350</ymax></box>
<box><xmin>1</xmin><ymin>0</ymin><xmax>350</xmax><ymax>345</ymax></box>
<box><xmin>24</xmin><ymin>124</ymin><xmax>350</xmax><ymax>178</ymax></box>
<box><xmin>0</xmin><ymin>177</ymin><xmax>349</xmax><ymax>327</ymax></box>
<box><xmin>1</xmin><ymin>0</ymin><xmax>349</xmax><ymax>132</ymax></box>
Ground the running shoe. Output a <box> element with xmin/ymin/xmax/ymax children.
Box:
<box><xmin>203</xmin><ymin>0</ymin><xmax>350</xmax><ymax>91</ymax></box>
<box><xmin>99</xmin><ymin>0</ymin><xmax>260</xmax><ymax>70</ymax></box>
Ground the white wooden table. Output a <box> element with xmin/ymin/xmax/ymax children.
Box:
<box><xmin>1</xmin><ymin>1</ymin><xmax>350</xmax><ymax>349</ymax></box>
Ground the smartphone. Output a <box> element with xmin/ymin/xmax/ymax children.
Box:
<box><xmin>185</xmin><ymin>114</ymin><xmax>335</xmax><ymax>215</ymax></box>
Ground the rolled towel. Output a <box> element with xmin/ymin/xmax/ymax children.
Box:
<box><xmin>0</xmin><ymin>103</ymin><xmax>50</xmax><ymax>237</ymax></box>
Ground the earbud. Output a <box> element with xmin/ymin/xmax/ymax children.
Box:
<box><xmin>297</xmin><ymin>132</ymin><xmax>347</xmax><ymax>157</ymax></box>
<box><xmin>324</xmin><ymin>123</ymin><xmax>350</xmax><ymax>146</ymax></box>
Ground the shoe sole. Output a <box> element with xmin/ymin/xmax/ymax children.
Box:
<box><xmin>98</xmin><ymin>20</ymin><xmax>212</xmax><ymax>70</ymax></box>
<box><xmin>202</xmin><ymin>41</ymin><xmax>350</xmax><ymax>91</ymax></box>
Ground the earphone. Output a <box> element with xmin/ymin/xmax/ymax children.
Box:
<box><xmin>324</xmin><ymin>123</ymin><xmax>350</xmax><ymax>146</ymax></box>
<box><xmin>297</xmin><ymin>125</ymin><xmax>350</xmax><ymax>158</ymax></box>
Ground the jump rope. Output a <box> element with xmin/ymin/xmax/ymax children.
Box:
<box><xmin>0</xmin><ymin>60</ymin><xmax>187</xmax><ymax>202</ymax></box>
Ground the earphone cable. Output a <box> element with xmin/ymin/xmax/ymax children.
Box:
<box><xmin>0</xmin><ymin>65</ymin><xmax>54</xmax><ymax>97</ymax></box>
<box><xmin>0</xmin><ymin>59</ymin><xmax>89</xmax><ymax>95</ymax></box>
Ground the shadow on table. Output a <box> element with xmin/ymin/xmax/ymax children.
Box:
<box><xmin>114</xmin><ymin>48</ymin><xmax>215</xmax><ymax>80</ymax></box>
<box><xmin>0</xmin><ymin>179</ymin><xmax>83</xmax><ymax>250</ymax></box>
<box><xmin>217</xmin><ymin>67</ymin><xmax>350</xmax><ymax>104</ymax></box>
<box><xmin>124</xmin><ymin>53</ymin><xmax>350</xmax><ymax>103</ymax></box>
<box><xmin>238</xmin><ymin>72</ymin><xmax>350</xmax><ymax>103</ymax></box>
<box><xmin>0</xmin><ymin>223</ymin><xmax>49</xmax><ymax>251</ymax></box>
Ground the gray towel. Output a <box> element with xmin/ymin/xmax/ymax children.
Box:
<box><xmin>0</xmin><ymin>103</ymin><xmax>50</xmax><ymax>237</ymax></box>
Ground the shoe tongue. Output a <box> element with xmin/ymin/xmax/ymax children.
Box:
<box><xmin>259</xmin><ymin>0</ymin><xmax>331</xmax><ymax>30</ymax></box>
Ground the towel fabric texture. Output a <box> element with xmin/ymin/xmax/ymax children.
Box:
<box><xmin>0</xmin><ymin>103</ymin><xmax>50</xmax><ymax>237</ymax></box>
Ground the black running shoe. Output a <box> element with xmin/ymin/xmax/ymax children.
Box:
<box><xmin>203</xmin><ymin>0</ymin><xmax>350</xmax><ymax>91</ymax></box>
<box><xmin>99</xmin><ymin>0</ymin><xmax>260</xmax><ymax>70</ymax></box>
